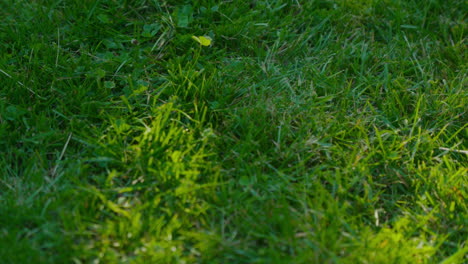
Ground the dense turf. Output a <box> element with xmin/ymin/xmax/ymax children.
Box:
<box><xmin>0</xmin><ymin>0</ymin><xmax>466</xmax><ymax>263</ymax></box>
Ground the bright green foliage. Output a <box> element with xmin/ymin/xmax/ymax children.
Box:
<box><xmin>0</xmin><ymin>0</ymin><xmax>466</xmax><ymax>263</ymax></box>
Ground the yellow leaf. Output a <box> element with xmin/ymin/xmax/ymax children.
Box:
<box><xmin>192</xmin><ymin>35</ymin><xmax>212</xmax><ymax>46</ymax></box>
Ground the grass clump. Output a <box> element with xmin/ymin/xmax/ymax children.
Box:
<box><xmin>0</xmin><ymin>0</ymin><xmax>466</xmax><ymax>263</ymax></box>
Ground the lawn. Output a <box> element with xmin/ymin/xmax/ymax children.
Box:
<box><xmin>0</xmin><ymin>0</ymin><xmax>466</xmax><ymax>263</ymax></box>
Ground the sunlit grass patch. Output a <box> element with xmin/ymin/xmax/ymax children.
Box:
<box><xmin>67</xmin><ymin>100</ymin><xmax>219</xmax><ymax>262</ymax></box>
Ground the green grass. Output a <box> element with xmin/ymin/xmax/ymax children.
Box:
<box><xmin>0</xmin><ymin>0</ymin><xmax>466</xmax><ymax>263</ymax></box>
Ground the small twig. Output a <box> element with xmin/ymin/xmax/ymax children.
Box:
<box><xmin>50</xmin><ymin>133</ymin><xmax>73</xmax><ymax>178</ymax></box>
<box><xmin>439</xmin><ymin>147</ymin><xmax>468</xmax><ymax>155</ymax></box>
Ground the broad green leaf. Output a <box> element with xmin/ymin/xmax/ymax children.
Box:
<box><xmin>142</xmin><ymin>23</ymin><xmax>161</xmax><ymax>37</ymax></box>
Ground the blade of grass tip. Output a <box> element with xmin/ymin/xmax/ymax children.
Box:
<box><xmin>0</xmin><ymin>177</ymin><xmax>15</xmax><ymax>191</ymax></box>
<box><xmin>55</xmin><ymin>28</ymin><xmax>60</xmax><ymax>67</ymax></box>
<box><xmin>405</xmin><ymin>34</ymin><xmax>431</xmax><ymax>81</ymax></box>
<box><xmin>85</xmin><ymin>0</ymin><xmax>101</xmax><ymax>22</ymax></box>
<box><xmin>0</xmin><ymin>68</ymin><xmax>12</xmax><ymax>78</ymax></box>
<box><xmin>113</xmin><ymin>59</ymin><xmax>129</xmax><ymax>76</ymax></box>
<box><xmin>445</xmin><ymin>122</ymin><xmax>468</xmax><ymax>144</ymax></box>
<box><xmin>409</xmin><ymin>95</ymin><xmax>423</xmax><ymax>140</ymax></box>
<box><xmin>0</xmin><ymin>68</ymin><xmax>26</xmax><ymax>88</ymax></box>
<box><xmin>0</xmin><ymin>68</ymin><xmax>46</xmax><ymax>99</ymax></box>
<box><xmin>50</xmin><ymin>132</ymin><xmax>73</xmax><ymax>178</ymax></box>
